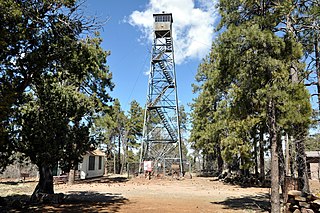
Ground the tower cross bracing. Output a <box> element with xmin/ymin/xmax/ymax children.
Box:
<box><xmin>139</xmin><ymin>13</ymin><xmax>183</xmax><ymax>175</ymax></box>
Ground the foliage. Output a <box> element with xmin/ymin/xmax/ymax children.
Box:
<box><xmin>191</xmin><ymin>1</ymin><xmax>313</xmax><ymax>211</ymax></box>
<box><xmin>126</xmin><ymin>100</ymin><xmax>144</xmax><ymax>147</ymax></box>
<box><xmin>15</xmin><ymin>81</ymin><xmax>95</xmax><ymax>170</ymax></box>
<box><xmin>95</xmin><ymin>99</ymin><xmax>144</xmax><ymax>172</ymax></box>
<box><xmin>305</xmin><ymin>134</ymin><xmax>320</xmax><ymax>151</ymax></box>
<box><xmin>0</xmin><ymin>0</ymin><xmax>113</xmax><ymax>194</ymax></box>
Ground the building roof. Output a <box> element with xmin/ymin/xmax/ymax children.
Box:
<box><xmin>87</xmin><ymin>149</ymin><xmax>105</xmax><ymax>156</ymax></box>
<box><xmin>306</xmin><ymin>151</ymin><xmax>320</xmax><ymax>158</ymax></box>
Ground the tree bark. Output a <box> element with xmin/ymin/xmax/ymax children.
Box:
<box><xmin>277</xmin><ymin>133</ymin><xmax>285</xmax><ymax>197</ymax></box>
<box><xmin>105</xmin><ymin>158</ymin><xmax>108</xmax><ymax>175</ymax></box>
<box><xmin>216</xmin><ymin>143</ymin><xmax>224</xmax><ymax>175</ymax></box>
<box><xmin>202</xmin><ymin>152</ymin><xmax>205</xmax><ymax>172</ymax></box>
<box><xmin>31</xmin><ymin>164</ymin><xmax>54</xmax><ymax>202</ymax></box>
<box><xmin>268</xmin><ymin>99</ymin><xmax>280</xmax><ymax>213</ymax></box>
<box><xmin>120</xmin><ymin>143</ymin><xmax>127</xmax><ymax>175</ymax></box>
<box><xmin>113</xmin><ymin>149</ymin><xmax>116</xmax><ymax>174</ymax></box>
<box><xmin>207</xmin><ymin>152</ymin><xmax>214</xmax><ymax>172</ymax></box>
<box><xmin>117</xmin><ymin>135</ymin><xmax>121</xmax><ymax>174</ymax></box>
<box><xmin>259</xmin><ymin>127</ymin><xmax>265</xmax><ymax>182</ymax></box>
<box><xmin>315</xmin><ymin>39</ymin><xmax>320</xmax><ymax>112</ymax></box>
<box><xmin>295</xmin><ymin>130</ymin><xmax>310</xmax><ymax>193</ymax></box>
<box><xmin>120</xmin><ymin>133</ymin><xmax>128</xmax><ymax>175</ymax></box>
<box><xmin>289</xmin><ymin>140</ymin><xmax>295</xmax><ymax>177</ymax></box>
<box><xmin>285</xmin><ymin>133</ymin><xmax>290</xmax><ymax>176</ymax></box>
<box><xmin>253</xmin><ymin>130</ymin><xmax>258</xmax><ymax>178</ymax></box>
<box><xmin>68</xmin><ymin>168</ymin><xmax>75</xmax><ymax>185</ymax></box>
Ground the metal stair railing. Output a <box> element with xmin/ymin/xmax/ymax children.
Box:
<box><xmin>166</xmin><ymin>38</ymin><xmax>172</xmax><ymax>52</ymax></box>
<box><xmin>152</xmin><ymin>50</ymin><xmax>164</xmax><ymax>62</ymax></box>
<box><xmin>155</xmin><ymin>108</ymin><xmax>177</xmax><ymax>142</ymax></box>
<box><xmin>159</xmin><ymin>61</ymin><xmax>173</xmax><ymax>84</ymax></box>
<box><xmin>148</xmin><ymin>85</ymin><xmax>171</xmax><ymax>107</ymax></box>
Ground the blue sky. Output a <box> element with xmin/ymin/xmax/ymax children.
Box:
<box><xmin>83</xmin><ymin>0</ymin><xmax>219</xmax><ymax>112</ymax></box>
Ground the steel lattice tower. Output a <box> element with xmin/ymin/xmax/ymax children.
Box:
<box><xmin>139</xmin><ymin>13</ymin><xmax>183</xmax><ymax>176</ymax></box>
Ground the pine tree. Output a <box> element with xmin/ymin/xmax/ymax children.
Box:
<box><xmin>121</xmin><ymin>100</ymin><xmax>144</xmax><ymax>173</ymax></box>
<box><xmin>0</xmin><ymin>0</ymin><xmax>114</xmax><ymax>196</ymax></box>
<box><xmin>97</xmin><ymin>99</ymin><xmax>144</xmax><ymax>174</ymax></box>
<box><xmin>191</xmin><ymin>1</ymin><xmax>312</xmax><ymax>212</ymax></box>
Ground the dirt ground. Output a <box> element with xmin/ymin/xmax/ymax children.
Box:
<box><xmin>1</xmin><ymin>175</ymin><xmax>319</xmax><ymax>213</ymax></box>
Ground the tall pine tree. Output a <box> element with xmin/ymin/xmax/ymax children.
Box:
<box><xmin>191</xmin><ymin>1</ymin><xmax>312</xmax><ymax>212</ymax></box>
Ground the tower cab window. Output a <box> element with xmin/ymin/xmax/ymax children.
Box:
<box><xmin>155</xmin><ymin>15</ymin><xmax>171</xmax><ymax>22</ymax></box>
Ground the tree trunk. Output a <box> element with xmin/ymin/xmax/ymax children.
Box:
<box><xmin>68</xmin><ymin>168</ymin><xmax>75</xmax><ymax>185</ymax></box>
<box><xmin>202</xmin><ymin>152</ymin><xmax>205</xmax><ymax>172</ymax></box>
<box><xmin>288</xmin><ymin>135</ymin><xmax>296</xmax><ymax>177</ymax></box>
<box><xmin>113</xmin><ymin>150</ymin><xmax>116</xmax><ymax>174</ymax></box>
<box><xmin>31</xmin><ymin>164</ymin><xmax>54</xmax><ymax>202</ymax></box>
<box><xmin>120</xmin><ymin>133</ymin><xmax>128</xmax><ymax>175</ymax></box>
<box><xmin>268</xmin><ymin>99</ymin><xmax>280</xmax><ymax>213</ymax></box>
<box><xmin>207</xmin><ymin>152</ymin><xmax>214</xmax><ymax>172</ymax></box>
<box><xmin>277</xmin><ymin>133</ymin><xmax>285</xmax><ymax>197</ymax></box>
<box><xmin>120</xmin><ymin>143</ymin><xmax>126</xmax><ymax>175</ymax></box>
<box><xmin>253</xmin><ymin>130</ymin><xmax>258</xmax><ymax>178</ymax></box>
<box><xmin>285</xmin><ymin>133</ymin><xmax>290</xmax><ymax>176</ymax></box>
<box><xmin>117</xmin><ymin>135</ymin><xmax>121</xmax><ymax>174</ymax></box>
<box><xmin>216</xmin><ymin>143</ymin><xmax>224</xmax><ymax>175</ymax></box>
<box><xmin>287</xmin><ymin>11</ymin><xmax>310</xmax><ymax>194</ymax></box>
<box><xmin>105</xmin><ymin>157</ymin><xmax>108</xmax><ymax>175</ymax></box>
<box><xmin>315</xmin><ymin>39</ymin><xmax>320</xmax><ymax>113</ymax></box>
<box><xmin>295</xmin><ymin>130</ymin><xmax>310</xmax><ymax>193</ymax></box>
<box><xmin>259</xmin><ymin>127</ymin><xmax>265</xmax><ymax>182</ymax></box>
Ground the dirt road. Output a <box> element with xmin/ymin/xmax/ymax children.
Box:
<box><xmin>0</xmin><ymin>175</ymin><xmax>277</xmax><ymax>212</ymax></box>
<box><xmin>2</xmin><ymin>175</ymin><xmax>319</xmax><ymax>212</ymax></box>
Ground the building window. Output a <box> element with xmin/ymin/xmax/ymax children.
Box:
<box><xmin>155</xmin><ymin>15</ymin><xmax>171</xmax><ymax>22</ymax></box>
<box><xmin>89</xmin><ymin>156</ymin><xmax>95</xmax><ymax>170</ymax></box>
<box><xmin>98</xmin><ymin>156</ymin><xmax>102</xmax><ymax>170</ymax></box>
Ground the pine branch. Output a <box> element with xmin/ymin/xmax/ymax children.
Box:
<box><xmin>304</xmin><ymin>82</ymin><xmax>318</xmax><ymax>86</ymax></box>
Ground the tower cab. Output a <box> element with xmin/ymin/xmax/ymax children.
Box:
<box><xmin>153</xmin><ymin>13</ymin><xmax>173</xmax><ymax>38</ymax></box>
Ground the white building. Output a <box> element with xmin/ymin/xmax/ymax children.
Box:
<box><xmin>306</xmin><ymin>151</ymin><xmax>320</xmax><ymax>180</ymax></box>
<box><xmin>78</xmin><ymin>149</ymin><xmax>105</xmax><ymax>179</ymax></box>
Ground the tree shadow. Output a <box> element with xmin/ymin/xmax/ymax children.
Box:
<box><xmin>0</xmin><ymin>181</ymin><xmax>20</xmax><ymax>185</ymax></box>
<box><xmin>208</xmin><ymin>176</ymin><xmax>271</xmax><ymax>188</ymax></box>
<box><xmin>76</xmin><ymin>176</ymin><xmax>128</xmax><ymax>184</ymax></box>
<box><xmin>211</xmin><ymin>193</ymin><xmax>270</xmax><ymax>212</ymax></box>
<box><xmin>0</xmin><ymin>191</ymin><xmax>128</xmax><ymax>213</ymax></box>
<box><xmin>0</xmin><ymin>180</ymin><xmax>37</xmax><ymax>185</ymax></box>
<box><xmin>197</xmin><ymin>170</ymin><xmax>219</xmax><ymax>177</ymax></box>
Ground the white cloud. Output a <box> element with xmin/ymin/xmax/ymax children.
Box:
<box><xmin>128</xmin><ymin>0</ymin><xmax>219</xmax><ymax>64</ymax></box>
<box><xmin>144</xmin><ymin>67</ymin><xmax>151</xmax><ymax>76</ymax></box>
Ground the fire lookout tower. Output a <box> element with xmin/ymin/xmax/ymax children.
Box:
<box><xmin>139</xmin><ymin>13</ymin><xmax>184</xmax><ymax>176</ymax></box>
